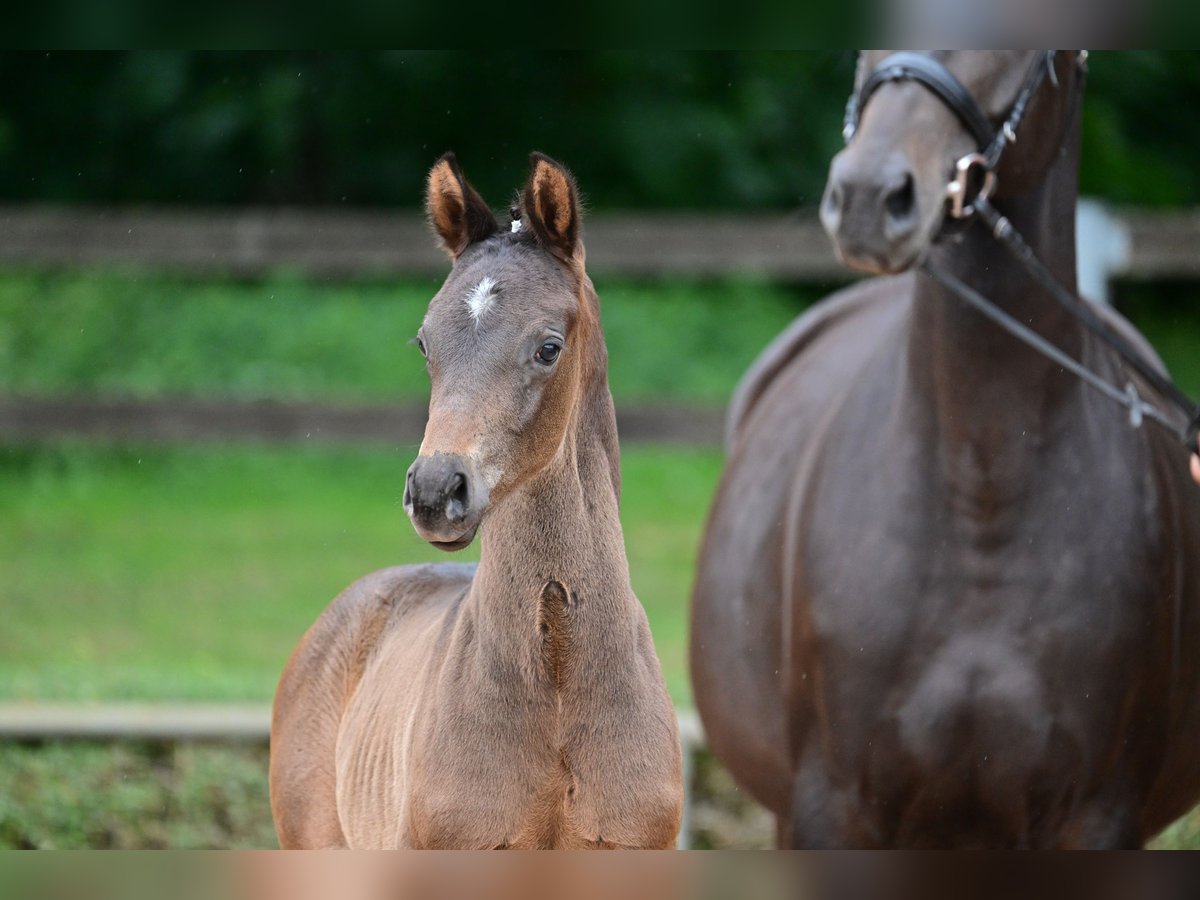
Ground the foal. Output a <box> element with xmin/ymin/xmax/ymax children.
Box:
<box><xmin>269</xmin><ymin>152</ymin><xmax>683</xmax><ymax>849</ymax></box>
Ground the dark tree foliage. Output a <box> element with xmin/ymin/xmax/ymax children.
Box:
<box><xmin>0</xmin><ymin>51</ymin><xmax>1194</xmax><ymax>210</ymax></box>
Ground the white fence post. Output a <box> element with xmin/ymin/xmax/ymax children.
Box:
<box><xmin>1077</xmin><ymin>198</ymin><xmax>1132</xmax><ymax>305</ymax></box>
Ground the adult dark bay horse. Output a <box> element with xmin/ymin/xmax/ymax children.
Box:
<box><xmin>691</xmin><ymin>51</ymin><xmax>1200</xmax><ymax>848</ymax></box>
<box><xmin>271</xmin><ymin>153</ymin><xmax>682</xmax><ymax>849</ymax></box>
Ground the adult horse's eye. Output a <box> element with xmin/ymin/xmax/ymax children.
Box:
<box><xmin>535</xmin><ymin>341</ymin><xmax>561</xmax><ymax>366</ymax></box>
<box><xmin>413</xmin><ymin>334</ymin><xmax>428</xmax><ymax>358</ymax></box>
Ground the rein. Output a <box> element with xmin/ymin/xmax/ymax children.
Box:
<box><xmin>846</xmin><ymin>50</ymin><xmax>1200</xmax><ymax>449</ymax></box>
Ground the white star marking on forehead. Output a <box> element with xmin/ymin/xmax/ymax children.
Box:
<box><xmin>465</xmin><ymin>276</ymin><xmax>497</xmax><ymax>325</ymax></box>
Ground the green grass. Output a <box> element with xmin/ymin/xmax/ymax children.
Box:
<box><xmin>0</xmin><ymin>443</ymin><xmax>721</xmax><ymax>707</ymax></box>
<box><xmin>1154</xmin><ymin>807</ymin><xmax>1200</xmax><ymax>850</ymax></box>
<box><xmin>0</xmin><ymin>270</ymin><xmax>810</xmax><ymax>405</ymax></box>
<box><xmin>1117</xmin><ymin>283</ymin><xmax>1200</xmax><ymax>398</ymax></box>
<box><xmin>0</xmin><ymin>741</ymin><xmax>276</xmax><ymax>849</ymax></box>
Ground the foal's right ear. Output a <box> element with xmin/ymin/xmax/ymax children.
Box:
<box><xmin>426</xmin><ymin>152</ymin><xmax>499</xmax><ymax>260</ymax></box>
<box><xmin>521</xmin><ymin>152</ymin><xmax>582</xmax><ymax>265</ymax></box>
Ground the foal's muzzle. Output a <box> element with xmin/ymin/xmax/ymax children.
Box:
<box><xmin>403</xmin><ymin>453</ymin><xmax>487</xmax><ymax>551</ymax></box>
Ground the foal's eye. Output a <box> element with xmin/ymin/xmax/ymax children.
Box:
<box><xmin>413</xmin><ymin>335</ymin><xmax>427</xmax><ymax>358</ymax></box>
<box><xmin>534</xmin><ymin>341</ymin><xmax>561</xmax><ymax>366</ymax></box>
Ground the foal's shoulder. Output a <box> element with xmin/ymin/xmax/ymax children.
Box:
<box><xmin>336</xmin><ymin>562</ymin><xmax>477</xmax><ymax>623</ymax></box>
<box><xmin>278</xmin><ymin>563</ymin><xmax>476</xmax><ymax>705</ymax></box>
<box><xmin>270</xmin><ymin>561</ymin><xmax>475</xmax><ymax>847</ymax></box>
<box><xmin>300</xmin><ymin>563</ymin><xmax>475</xmax><ymax>660</ymax></box>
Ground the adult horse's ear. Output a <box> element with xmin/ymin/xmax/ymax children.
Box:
<box><xmin>521</xmin><ymin>152</ymin><xmax>581</xmax><ymax>264</ymax></box>
<box><xmin>426</xmin><ymin>152</ymin><xmax>499</xmax><ymax>260</ymax></box>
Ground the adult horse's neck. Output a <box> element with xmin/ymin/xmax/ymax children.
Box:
<box><xmin>466</xmin><ymin>284</ymin><xmax>635</xmax><ymax>677</ymax></box>
<box><xmin>910</xmin><ymin>99</ymin><xmax>1083</xmax><ymax>454</ymax></box>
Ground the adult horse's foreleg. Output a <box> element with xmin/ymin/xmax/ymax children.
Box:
<box><xmin>1057</xmin><ymin>794</ymin><xmax>1144</xmax><ymax>849</ymax></box>
<box><xmin>781</xmin><ymin>744</ymin><xmax>867</xmax><ymax>848</ymax></box>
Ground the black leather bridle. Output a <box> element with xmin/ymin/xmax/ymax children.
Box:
<box><xmin>844</xmin><ymin>50</ymin><xmax>1058</xmax><ymax>218</ymax></box>
<box><xmin>840</xmin><ymin>50</ymin><xmax>1200</xmax><ymax>449</ymax></box>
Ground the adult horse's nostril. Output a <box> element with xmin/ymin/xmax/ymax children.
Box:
<box><xmin>824</xmin><ymin>182</ymin><xmax>843</xmax><ymax>216</ymax></box>
<box><xmin>820</xmin><ymin>180</ymin><xmax>843</xmax><ymax>232</ymax></box>
<box><xmin>403</xmin><ymin>468</ymin><xmax>415</xmax><ymax>508</ymax></box>
<box><xmin>445</xmin><ymin>471</ymin><xmax>469</xmax><ymax>522</ymax></box>
<box><xmin>884</xmin><ymin>171</ymin><xmax>917</xmax><ymax>227</ymax></box>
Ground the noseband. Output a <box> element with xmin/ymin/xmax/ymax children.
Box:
<box><xmin>844</xmin><ymin>51</ymin><xmax>1061</xmax><ymax>218</ymax></box>
<box><xmin>841</xmin><ymin>50</ymin><xmax>1200</xmax><ymax>449</ymax></box>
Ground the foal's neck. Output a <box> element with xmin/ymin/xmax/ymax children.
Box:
<box><xmin>909</xmin><ymin>99</ymin><xmax>1083</xmax><ymax>450</ymax></box>
<box><xmin>468</xmin><ymin>296</ymin><xmax>636</xmax><ymax>674</ymax></box>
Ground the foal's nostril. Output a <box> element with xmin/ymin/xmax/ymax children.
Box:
<box><xmin>884</xmin><ymin>172</ymin><xmax>916</xmax><ymax>225</ymax></box>
<box><xmin>445</xmin><ymin>472</ymin><xmax>469</xmax><ymax>522</ymax></box>
<box><xmin>403</xmin><ymin>468</ymin><xmax>414</xmax><ymax>508</ymax></box>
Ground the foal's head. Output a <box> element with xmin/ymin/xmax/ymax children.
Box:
<box><xmin>403</xmin><ymin>152</ymin><xmax>594</xmax><ymax>550</ymax></box>
<box><xmin>821</xmin><ymin>51</ymin><xmax>1083</xmax><ymax>274</ymax></box>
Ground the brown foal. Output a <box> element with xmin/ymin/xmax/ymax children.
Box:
<box><xmin>269</xmin><ymin>152</ymin><xmax>682</xmax><ymax>849</ymax></box>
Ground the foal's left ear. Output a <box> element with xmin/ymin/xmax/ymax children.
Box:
<box><xmin>521</xmin><ymin>152</ymin><xmax>582</xmax><ymax>264</ymax></box>
<box><xmin>426</xmin><ymin>152</ymin><xmax>499</xmax><ymax>260</ymax></box>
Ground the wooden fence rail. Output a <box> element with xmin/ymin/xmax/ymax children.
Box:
<box><xmin>0</xmin><ymin>206</ymin><xmax>844</xmax><ymax>281</ymax></box>
<box><xmin>2</xmin><ymin>203</ymin><xmax>1195</xmax><ymax>282</ymax></box>
<box><xmin>0</xmin><ymin>395</ymin><xmax>726</xmax><ymax>446</ymax></box>
<box><xmin>0</xmin><ymin>701</ymin><xmax>701</xmax><ymax>751</ymax></box>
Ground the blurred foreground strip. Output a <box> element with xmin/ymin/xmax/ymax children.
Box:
<box><xmin>4</xmin><ymin>852</ymin><xmax>1200</xmax><ymax>898</ymax></box>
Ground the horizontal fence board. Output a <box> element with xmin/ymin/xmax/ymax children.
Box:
<box><xmin>1121</xmin><ymin>210</ymin><xmax>1200</xmax><ymax>279</ymax></box>
<box><xmin>0</xmin><ymin>703</ymin><xmax>273</xmax><ymax>742</ymax></box>
<box><xmin>0</xmin><ymin>203</ymin><xmax>1192</xmax><ymax>282</ymax></box>
<box><xmin>0</xmin><ymin>206</ymin><xmax>844</xmax><ymax>281</ymax></box>
<box><xmin>0</xmin><ymin>395</ymin><xmax>726</xmax><ymax>447</ymax></box>
<box><xmin>0</xmin><ymin>395</ymin><xmax>426</xmax><ymax>446</ymax></box>
<box><xmin>584</xmin><ymin>212</ymin><xmax>844</xmax><ymax>280</ymax></box>
<box><xmin>0</xmin><ymin>702</ymin><xmax>703</xmax><ymax>747</ymax></box>
<box><xmin>0</xmin><ymin>207</ymin><xmax>443</xmax><ymax>279</ymax></box>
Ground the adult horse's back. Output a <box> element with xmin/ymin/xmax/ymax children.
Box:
<box><xmin>691</xmin><ymin>51</ymin><xmax>1200</xmax><ymax>848</ymax></box>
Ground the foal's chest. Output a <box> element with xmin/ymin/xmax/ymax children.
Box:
<box><xmin>403</xmin><ymin>707</ymin><xmax>682</xmax><ymax>849</ymax></box>
<box><xmin>336</xmin><ymin>591</ymin><xmax>683</xmax><ymax>849</ymax></box>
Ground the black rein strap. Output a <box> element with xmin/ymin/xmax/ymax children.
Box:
<box><xmin>972</xmin><ymin>196</ymin><xmax>1200</xmax><ymax>448</ymax></box>
<box><xmin>921</xmin><ymin>260</ymin><xmax>1188</xmax><ymax>442</ymax></box>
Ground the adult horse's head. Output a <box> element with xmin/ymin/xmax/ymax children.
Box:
<box><xmin>820</xmin><ymin>51</ymin><xmax>1081</xmax><ymax>275</ymax></box>
<box><xmin>404</xmin><ymin>152</ymin><xmax>590</xmax><ymax>551</ymax></box>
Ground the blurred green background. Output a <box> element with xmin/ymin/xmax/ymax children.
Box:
<box><xmin>2</xmin><ymin>51</ymin><xmax>1200</xmax><ymax>848</ymax></box>
<box><xmin>2</xmin><ymin>52</ymin><xmax>1200</xmax><ymax>208</ymax></box>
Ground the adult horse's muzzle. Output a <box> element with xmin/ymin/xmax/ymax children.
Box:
<box><xmin>820</xmin><ymin>146</ymin><xmax>933</xmax><ymax>275</ymax></box>
<box><xmin>404</xmin><ymin>452</ymin><xmax>488</xmax><ymax>551</ymax></box>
